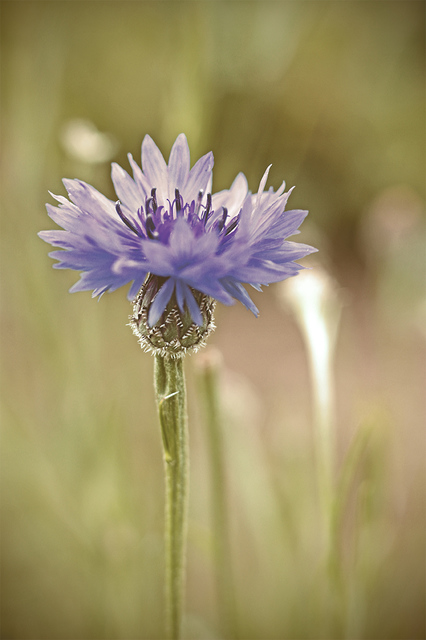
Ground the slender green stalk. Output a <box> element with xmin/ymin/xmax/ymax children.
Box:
<box><xmin>154</xmin><ymin>355</ymin><xmax>189</xmax><ymax>640</ymax></box>
<box><xmin>331</xmin><ymin>420</ymin><xmax>373</xmax><ymax>555</ymax></box>
<box><xmin>197</xmin><ymin>350</ymin><xmax>238</xmax><ymax>639</ymax></box>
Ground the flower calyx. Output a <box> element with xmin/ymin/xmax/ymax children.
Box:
<box><xmin>130</xmin><ymin>274</ymin><xmax>216</xmax><ymax>358</ymax></box>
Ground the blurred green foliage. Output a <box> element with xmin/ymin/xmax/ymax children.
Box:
<box><xmin>1</xmin><ymin>2</ymin><xmax>424</xmax><ymax>639</ymax></box>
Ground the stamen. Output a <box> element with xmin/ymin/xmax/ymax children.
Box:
<box><xmin>146</xmin><ymin>213</ymin><xmax>159</xmax><ymax>239</ymax></box>
<box><xmin>115</xmin><ymin>201</ymin><xmax>139</xmax><ymax>236</ymax></box>
<box><xmin>151</xmin><ymin>188</ymin><xmax>157</xmax><ymax>213</ymax></box>
<box><xmin>175</xmin><ymin>188</ymin><xmax>182</xmax><ymax>214</ymax></box>
<box><xmin>202</xmin><ymin>193</ymin><xmax>212</xmax><ymax>225</ymax></box>
<box><xmin>145</xmin><ymin>193</ymin><xmax>159</xmax><ymax>217</ymax></box>
<box><xmin>218</xmin><ymin>207</ymin><xmax>228</xmax><ymax>232</ymax></box>
<box><xmin>225</xmin><ymin>213</ymin><xmax>240</xmax><ymax>236</ymax></box>
<box><xmin>196</xmin><ymin>190</ymin><xmax>203</xmax><ymax>215</ymax></box>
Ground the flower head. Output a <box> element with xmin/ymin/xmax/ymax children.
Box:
<box><xmin>39</xmin><ymin>133</ymin><xmax>316</xmax><ymax>353</ymax></box>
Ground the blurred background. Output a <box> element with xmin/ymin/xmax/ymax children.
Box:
<box><xmin>1</xmin><ymin>1</ymin><xmax>425</xmax><ymax>639</ymax></box>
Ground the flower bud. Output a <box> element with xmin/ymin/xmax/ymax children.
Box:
<box><xmin>130</xmin><ymin>275</ymin><xmax>216</xmax><ymax>357</ymax></box>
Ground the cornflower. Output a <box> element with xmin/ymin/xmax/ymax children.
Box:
<box><xmin>39</xmin><ymin>133</ymin><xmax>316</xmax><ymax>639</ymax></box>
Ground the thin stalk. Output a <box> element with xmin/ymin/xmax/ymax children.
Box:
<box><xmin>307</xmin><ymin>346</ymin><xmax>340</xmax><ymax>636</ymax></box>
<box><xmin>331</xmin><ymin>420</ymin><xmax>373</xmax><ymax>556</ymax></box>
<box><xmin>197</xmin><ymin>350</ymin><xmax>238</xmax><ymax>639</ymax></box>
<box><xmin>154</xmin><ymin>355</ymin><xmax>189</xmax><ymax>640</ymax></box>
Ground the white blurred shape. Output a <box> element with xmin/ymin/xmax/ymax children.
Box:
<box><xmin>60</xmin><ymin>118</ymin><xmax>118</xmax><ymax>164</ymax></box>
<box><xmin>280</xmin><ymin>267</ymin><xmax>343</xmax><ymax>517</ymax></box>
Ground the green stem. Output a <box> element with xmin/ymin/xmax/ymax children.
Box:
<box><xmin>198</xmin><ymin>351</ymin><xmax>238</xmax><ymax>639</ymax></box>
<box><xmin>154</xmin><ymin>355</ymin><xmax>189</xmax><ymax>640</ymax></box>
<box><xmin>326</xmin><ymin>421</ymin><xmax>373</xmax><ymax>638</ymax></box>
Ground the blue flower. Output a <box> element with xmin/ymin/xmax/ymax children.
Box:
<box><xmin>39</xmin><ymin>134</ymin><xmax>316</xmax><ymax>327</ymax></box>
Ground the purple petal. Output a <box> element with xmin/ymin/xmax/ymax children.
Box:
<box><xmin>62</xmin><ymin>179</ymin><xmax>116</xmax><ymax>219</ymax></box>
<box><xmin>142</xmin><ymin>239</ymin><xmax>174</xmax><ymax>276</ymax></box>
<box><xmin>127</xmin><ymin>153</ymin><xmax>151</xmax><ymax>198</ymax></box>
<box><xmin>168</xmin><ymin>217</ymin><xmax>194</xmax><ymax>259</ymax></box>
<box><xmin>175</xmin><ymin>279</ymin><xmax>186</xmax><ymax>314</ymax></box>
<box><xmin>221</xmin><ymin>277</ymin><xmax>259</xmax><ymax>316</ymax></box>
<box><xmin>141</xmin><ymin>135</ymin><xmax>168</xmax><ymax>199</ymax></box>
<box><xmin>127</xmin><ymin>273</ymin><xmax>148</xmax><ymax>301</ymax></box>
<box><xmin>184</xmin><ymin>151</ymin><xmax>214</xmax><ymax>201</ymax></box>
<box><xmin>229</xmin><ymin>260</ymin><xmax>303</xmax><ymax>284</ymax></box>
<box><xmin>148</xmin><ymin>278</ymin><xmax>175</xmax><ymax>326</ymax></box>
<box><xmin>255</xmin><ymin>165</ymin><xmax>272</xmax><ymax>209</ymax></box>
<box><xmin>111</xmin><ymin>163</ymin><xmax>144</xmax><ymax>214</ymax></box>
<box><xmin>182</xmin><ymin>278</ymin><xmax>234</xmax><ymax>306</ymax></box>
<box><xmin>212</xmin><ymin>172</ymin><xmax>248</xmax><ymax>217</ymax></box>
<box><xmin>38</xmin><ymin>230</ymin><xmax>73</xmax><ymax>248</ymax></box>
<box><xmin>69</xmin><ymin>269</ymin><xmax>123</xmax><ymax>294</ymax></box>
<box><xmin>168</xmin><ymin>134</ymin><xmax>190</xmax><ymax>196</ymax></box>
<box><xmin>182</xmin><ymin>284</ymin><xmax>203</xmax><ymax>326</ymax></box>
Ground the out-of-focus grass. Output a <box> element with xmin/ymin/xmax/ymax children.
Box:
<box><xmin>1</xmin><ymin>2</ymin><xmax>425</xmax><ymax>639</ymax></box>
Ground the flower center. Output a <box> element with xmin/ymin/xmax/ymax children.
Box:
<box><xmin>115</xmin><ymin>187</ymin><xmax>240</xmax><ymax>245</ymax></box>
